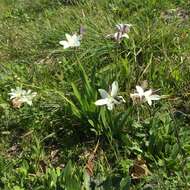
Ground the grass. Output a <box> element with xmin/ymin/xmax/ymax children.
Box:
<box><xmin>0</xmin><ymin>0</ymin><xmax>190</xmax><ymax>189</ymax></box>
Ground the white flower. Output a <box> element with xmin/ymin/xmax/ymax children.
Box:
<box><xmin>9</xmin><ymin>87</ymin><xmax>37</xmax><ymax>107</ymax></box>
<box><xmin>130</xmin><ymin>86</ymin><xmax>161</xmax><ymax>106</ymax></box>
<box><xmin>106</xmin><ymin>23</ymin><xmax>132</xmax><ymax>42</ymax></box>
<box><xmin>116</xmin><ymin>24</ymin><xmax>132</xmax><ymax>33</ymax></box>
<box><xmin>95</xmin><ymin>81</ymin><xmax>125</xmax><ymax>110</ymax></box>
<box><xmin>114</xmin><ymin>23</ymin><xmax>132</xmax><ymax>41</ymax></box>
<box><xmin>113</xmin><ymin>32</ymin><xmax>129</xmax><ymax>40</ymax></box>
<box><xmin>9</xmin><ymin>87</ymin><xmax>26</xmax><ymax>100</ymax></box>
<box><xmin>59</xmin><ymin>33</ymin><xmax>80</xmax><ymax>49</ymax></box>
<box><xmin>21</xmin><ymin>90</ymin><xmax>37</xmax><ymax>106</ymax></box>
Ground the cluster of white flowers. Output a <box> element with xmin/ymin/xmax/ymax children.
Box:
<box><xmin>59</xmin><ymin>23</ymin><xmax>132</xmax><ymax>49</ymax></box>
<box><xmin>95</xmin><ymin>82</ymin><xmax>161</xmax><ymax>110</ymax></box>
<box><xmin>9</xmin><ymin>87</ymin><xmax>37</xmax><ymax>108</ymax></box>
<box><xmin>58</xmin><ymin>24</ymin><xmax>162</xmax><ymax>110</ymax></box>
<box><xmin>7</xmin><ymin>23</ymin><xmax>162</xmax><ymax>110</ymax></box>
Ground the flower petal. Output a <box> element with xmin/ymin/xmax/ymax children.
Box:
<box><xmin>126</xmin><ymin>24</ymin><xmax>132</xmax><ymax>27</ymax></box>
<box><xmin>122</xmin><ymin>33</ymin><xmax>129</xmax><ymax>39</ymax></box>
<box><xmin>65</xmin><ymin>33</ymin><xmax>72</xmax><ymax>42</ymax></box>
<box><xmin>25</xmin><ymin>100</ymin><xmax>33</xmax><ymax>106</ymax></box>
<box><xmin>147</xmin><ymin>97</ymin><xmax>152</xmax><ymax>106</ymax></box>
<box><xmin>65</xmin><ymin>34</ymin><xmax>80</xmax><ymax>47</ymax></box>
<box><xmin>73</xmin><ymin>34</ymin><xmax>80</xmax><ymax>41</ymax></box>
<box><xmin>111</xmin><ymin>81</ymin><xmax>118</xmax><ymax>97</ymax></box>
<box><xmin>116</xmin><ymin>96</ymin><xmax>126</xmax><ymax>103</ymax></box>
<box><xmin>32</xmin><ymin>92</ymin><xmax>37</xmax><ymax>97</ymax></box>
<box><xmin>144</xmin><ymin>89</ymin><xmax>152</xmax><ymax>97</ymax></box>
<box><xmin>150</xmin><ymin>94</ymin><xmax>161</xmax><ymax>100</ymax></box>
<box><xmin>26</xmin><ymin>89</ymin><xmax>31</xmax><ymax>94</ymax></box>
<box><xmin>95</xmin><ymin>98</ymin><xmax>108</xmax><ymax>106</ymax></box>
<box><xmin>116</xmin><ymin>24</ymin><xmax>122</xmax><ymax>30</ymax></box>
<box><xmin>114</xmin><ymin>32</ymin><xmax>122</xmax><ymax>40</ymax></box>
<box><xmin>136</xmin><ymin>86</ymin><xmax>144</xmax><ymax>97</ymax></box>
<box><xmin>72</xmin><ymin>38</ymin><xmax>80</xmax><ymax>47</ymax></box>
<box><xmin>59</xmin><ymin>40</ymin><xmax>70</xmax><ymax>49</ymax></box>
<box><xmin>98</xmin><ymin>89</ymin><xmax>109</xmax><ymax>99</ymax></box>
<box><xmin>130</xmin><ymin>93</ymin><xmax>140</xmax><ymax>98</ymax></box>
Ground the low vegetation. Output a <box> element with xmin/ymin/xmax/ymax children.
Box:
<box><xmin>0</xmin><ymin>0</ymin><xmax>190</xmax><ymax>189</ymax></box>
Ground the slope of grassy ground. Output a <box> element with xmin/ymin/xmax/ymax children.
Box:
<box><xmin>0</xmin><ymin>0</ymin><xmax>190</xmax><ymax>189</ymax></box>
